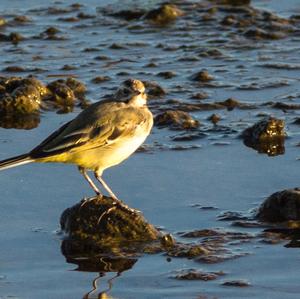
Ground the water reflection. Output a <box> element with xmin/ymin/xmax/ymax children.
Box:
<box><xmin>0</xmin><ymin>113</ymin><xmax>40</xmax><ymax>130</ymax></box>
<box><xmin>61</xmin><ymin>239</ymin><xmax>138</xmax><ymax>299</ymax></box>
<box><xmin>243</xmin><ymin>137</ymin><xmax>285</xmax><ymax>157</ymax></box>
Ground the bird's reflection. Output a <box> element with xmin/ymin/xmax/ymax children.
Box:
<box><xmin>61</xmin><ymin>239</ymin><xmax>138</xmax><ymax>299</ymax></box>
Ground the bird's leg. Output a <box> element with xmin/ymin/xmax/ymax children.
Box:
<box><xmin>78</xmin><ymin>166</ymin><xmax>102</xmax><ymax>197</ymax></box>
<box><xmin>94</xmin><ymin>172</ymin><xmax>138</xmax><ymax>214</ymax></box>
<box><xmin>94</xmin><ymin>172</ymin><xmax>120</xmax><ymax>202</ymax></box>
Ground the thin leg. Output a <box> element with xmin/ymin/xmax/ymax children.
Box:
<box><xmin>94</xmin><ymin>172</ymin><xmax>120</xmax><ymax>202</ymax></box>
<box><xmin>94</xmin><ymin>172</ymin><xmax>138</xmax><ymax>214</ymax></box>
<box><xmin>78</xmin><ymin>166</ymin><xmax>102</xmax><ymax>196</ymax></box>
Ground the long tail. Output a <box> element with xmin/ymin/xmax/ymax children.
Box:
<box><xmin>0</xmin><ymin>154</ymin><xmax>33</xmax><ymax>171</ymax></box>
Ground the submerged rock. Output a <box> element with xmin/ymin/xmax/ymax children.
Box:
<box><xmin>191</xmin><ymin>70</ymin><xmax>214</xmax><ymax>82</ymax></box>
<box><xmin>144</xmin><ymin>4</ymin><xmax>184</xmax><ymax>25</ymax></box>
<box><xmin>106</xmin><ymin>9</ymin><xmax>146</xmax><ymax>21</ymax></box>
<box><xmin>210</xmin><ymin>0</ymin><xmax>251</xmax><ymax>5</ymax></box>
<box><xmin>222</xmin><ymin>280</ymin><xmax>251</xmax><ymax>287</ymax></box>
<box><xmin>257</xmin><ymin>188</ymin><xmax>300</xmax><ymax>222</ymax></box>
<box><xmin>241</xmin><ymin>117</ymin><xmax>285</xmax><ymax>156</ymax></box>
<box><xmin>60</xmin><ymin>196</ymin><xmax>161</xmax><ymax>256</ymax></box>
<box><xmin>173</xmin><ymin>269</ymin><xmax>225</xmax><ymax>281</ymax></box>
<box><xmin>143</xmin><ymin>80</ymin><xmax>166</xmax><ymax>98</ymax></box>
<box><xmin>154</xmin><ymin>110</ymin><xmax>200</xmax><ymax>130</ymax></box>
<box><xmin>208</xmin><ymin>113</ymin><xmax>221</xmax><ymax>124</ymax></box>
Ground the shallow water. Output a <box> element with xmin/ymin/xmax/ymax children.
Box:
<box><xmin>1</xmin><ymin>0</ymin><xmax>300</xmax><ymax>298</ymax></box>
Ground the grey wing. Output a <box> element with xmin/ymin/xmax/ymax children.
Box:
<box><xmin>30</xmin><ymin>104</ymin><xmax>146</xmax><ymax>158</ymax></box>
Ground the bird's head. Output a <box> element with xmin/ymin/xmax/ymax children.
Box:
<box><xmin>114</xmin><ymin>79</ymin><xmax>147</xmax><ymax>106</ymax></box>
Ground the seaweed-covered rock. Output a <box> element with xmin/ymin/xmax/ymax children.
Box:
<box><xmin>191</xmin><ymin>70</ymin><xmax>214</xmax><ymax>82</ymax></box>
<box><xmin>46</xmin><ymin>78</ymin><xmax>88</xmax><ymax>111</ymax></box>
<box><xmin>217</xmin><ymin>98</ymin><xmax>241</xmax><ymax>110</ymax></box>
<box><xmin>65</xmin><ymin>77</ymin><xmax>87</xmax><ymax>98</ymax></box>
<box><xmin>241</xmin><ymin>117</ymin><xmax>285</xmax><ymax>156</ymax></box>
<box><xmin>144</xmin><ymin>4</ymin><xmax>184</xmax><ymax>25</ymax></box>
<box><xmin>0</xmin><ymin>76</ymin><xmax>87</xmax><ymax>128</ymax></box>
<box><xmin>60</xmin><ymin>196</ymin><xmax>161</xmax><ymax>256</ymax></box>
<box><xmin>244</xmin><ymin>27</ymin><xmax>286</xmax><ymax>40</ymax></box>
<box><xmin>0</xmin><ymin>76</ymin><xmax>49</xmax><ymax>115</ymax></box>
<box><xmin>257</xmin><ymin>188</ymin><xmax>300</xmax><ymax>222</ymax></box>
<box><xmin>208</xmin><ymin>113</ymin><xmax>221</xmax><ymax>124</ymax></box>
<box><xmin>106</xmin><ymin>9</ymin><xmax>146</xmax><ymax>21</ymax></box>
<box><xmin>47</xmin><ymin>80</ymin><xmax>76</xmax><ymax>107</ymax></box>
<box><xmin>242</xmin><ymin>116</ymin><xmax>285</xmax><ymax>139</ymax></box>
<box><xmin>174</xmin><ymin>269</ymin><xmax>224</xmax><ymax>281</ymax></box>
<box><xmin>211</xmin><ymin>0</ymin><xmax>251</xmax><ymax>5</ymax></box>
<box><xmin>154</xmin><ymin>110</ymin><xmax>200</xmax><ymax>130</ymax></box>
<box><xmin>0</xmin><ymin>88</ymin><xmax>39</xmax><ymax>115</ymax></box>
<box><xmin>0</xmin><ymin>32</ymin><xmax>24</xmax><ymax>44</ymax></box>
<box><xmin>143</xmin><ymin>80</ymin><xmax>166</xmax><ymax>98</ymax></box>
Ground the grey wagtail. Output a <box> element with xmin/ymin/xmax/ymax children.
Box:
<box><xmin>0</xmin><ymin>79</ymin><xmax>153</xmax><ymax>207</ymax></box>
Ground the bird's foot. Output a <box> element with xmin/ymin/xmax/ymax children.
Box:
<box><xmin>79</xmin><ymin>197</ymin><xmax>94</xmax><ymax>209</ymax></box>
<box><xmin>97</xmin><ymin>205</ymin><xmax>117</xmax><ymax>225</ymax></box>
<box><xmin>112</xmin><ymin>200</ymin><xmax>140</xmax><ymax>215</ymax></box>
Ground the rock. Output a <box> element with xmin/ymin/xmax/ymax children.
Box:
<box><xmin>47</xmin><ymin>80</ymin><xmax>76</xmax><ymax>107</ymax></box>
<box><xmin>217</xmin><ymin>98</ymin><xmax>240</xmax><ymax>110</ymax></box>
<box><xmin>241</xmin><ymin>117</ymin><xmax>285</xmax><ymax>156</ymax></box>
<box><xmin>190</xmin><ymin>92</ymin><xmax>208</xmax><ymax>100</ymax></box>
<box><xmin>61</xmin><ymin>64</ymin><xmax>77</xmax><ymax>71</ymax></box>
<box><xmin>154</xmin><ymin>110</ymin><xmax>200</xmax><ymax>130</ymax></box>
<box><xmin>0</xmin><ymin>32</ymin><xmax>24</xmax><ymax>44</ymax></box>
<box><xmin>212</xmin><ymin>0</ymin><xmax>251</xmax><ymax>5</ymax></box>
<box><xmin>191</xmin><ymin>70</ymin><xmax>214</xmax><ymax>82</ymax></box>
<box><xmin>144</xmin><ymin>4</ymin><xmax>184</xmax><ymax>25</ymax></box>
<box><xmin>60</xmin><ymin>196</ymin><xmax>161</xmax><ymax>256</ymax></box>
<box><xmin>44</xmin><ymin>26</ymin><xmax>60</xmax><ymax>36</ymax></box>
<box><xmin>65</xmin><ymin>77</ymin><xmax>87</xmax><ymax>98</ymax></box>
<box><xmin>166</xmin><ymin>243</ymin><xmax>210</xmax><ymax>258</ymax></box>
<box><xmin>13</xmin><ymin>15</ymin><xmax>31</xmax><ymax>23</ymax></box>
<box><xmin>9</xmin><ymin>32</ymin><xmax>24</xmax><ymax>44</ymax></box>
<box><xmin>221</xmin><ymin>15</ymin><xmax>237</xmax><ymax>26</ymax></box>
<box><xmin>156</xmin><ymin>71</ymin><xmax>176</xmax><ymax>79</ymax></box>
<box><xmin>143</xmin><ymin>80</ymin><xmax>166</xmax><ymax>97</ymax></box>
<box><xmin>222</xmin><ymin>280</ymin><xmax>251</xmax><ymax>287</ymax></box>
<box><xmin>3</xmin><ymin>66</ymin><xmax>26</xmax><ymax>72</ymax></box>
<box><xmin>208</xmin><ymin>113</ymin><xmax>221</xmax><ymax>124</ymax></box>
<box><xmin>0</xmin><ymin>76</ymin><xmax>49</xmax><ymax>115</ymax></box>
<box><xmin>22</xmin><ymin>77</ymin><xmax>50</xmax><ymax>98</ymax></box>
<box><xmin>174</xmin><ymin>269</ymin><xmax>224</xmax><ymax>281</ymax></box>
<box><xmin>11</xmin><ymin>85</ymin><xmax>41</xmax><ymax>112</ymax></box>
<box><xmin>0</xmin><ymin>18</ymin><xmax>6</xmax><ymax>26</ymax></box>
<box><xmin>257</xmin><ymin>188</ymin><xmax>300</xmax><ymax>222</ymax></box>
<box><xmin>272</xmin><ymin>102</ymin><xmax>300</xmax><ymax>110</ymax></box>
<box><xmin>106</xmin><ymin>9</ymin><xmax>146</xmax><ymax>21</ymax></box>
<box><xmin>91</xmin><ymin>76</ymin><xmax>111</xmax><ymax>84</ymax></box>
<box><xmin>244</xmin><ymin>28</ymin><xmax>285</xmax><ymax>40</ymax></box>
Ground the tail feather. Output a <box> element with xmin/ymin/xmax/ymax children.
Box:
<box><xmin>0</xmin><ymin>154</ymin><xmax>33</xmax><ymax>171</ymax></box>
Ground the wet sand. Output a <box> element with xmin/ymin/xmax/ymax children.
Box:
<box><xmin>1</xmin><ymin>0</ymin><xmax>300</xmax><ymax>298</ymax></box>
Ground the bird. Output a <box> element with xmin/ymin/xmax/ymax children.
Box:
<box><xmin>0</xmin><ymin>79</ymin><xmax>153</xmax><ymax>209</ymax></box>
